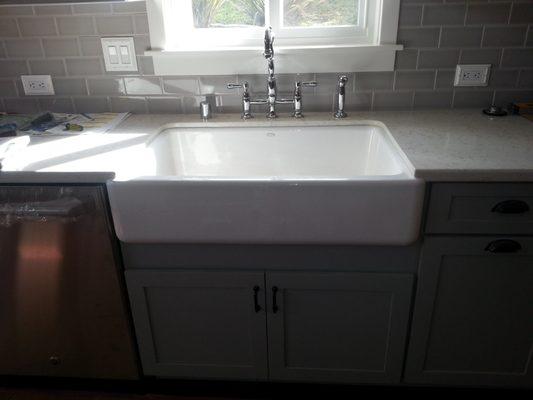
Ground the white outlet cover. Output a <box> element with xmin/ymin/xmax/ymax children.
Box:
<box><xmin>101</xmin><ymin>37</ymin><xmax>138</xmax><ymax>72</ymax></box>
<box><xmin>21</xmin><ymin>75</ymin><xmax>55</xmax><ymax>95</ymax></box>
<box><xmin>454</xmin><ymin>64</ymin><xmax>491</xmax><ymax>87</ymax></box>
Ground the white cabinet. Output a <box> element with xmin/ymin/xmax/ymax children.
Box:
<box><xmin>405</xmin><ymin>236</ymin><xmax>533</xmax><ymax>387</ymax></box>
<box><xmin>126</xmin><ymin>270</ymin><xmax>414</xmax><ymax>384</ymax></box>
<box><xmin>266</xmin><ymin>272</ymin><xmax>413</xmax><ymax>383</ymax></box>
<box><xmin>126</xmin><ymin>270</ymin><xmax>268</xmax><ymax>380</ymax></box>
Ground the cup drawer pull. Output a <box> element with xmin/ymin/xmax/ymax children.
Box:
<box><xmin>491</xmin><ymin>200</ymin><xmax>530</xmax><ymax>214</ymax></box>
<box><xmin>485</xmin><ymin>239</ymin><xmax>522</xmax><ymax>253</ymax></box>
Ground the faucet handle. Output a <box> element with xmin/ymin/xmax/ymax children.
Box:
<box><xmin>294</xmin><ymin>81</ymin><xmax>317</xmax><ymax>96</ymax></box>
<box><xmin>227</xmin><ymin>81</ymin><xmax>249</xmax><ymax>93</ymax></box>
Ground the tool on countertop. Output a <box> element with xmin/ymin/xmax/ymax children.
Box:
<box><xmin>509</xmin><ymin>102</ymin><xmax>533</xmax><ymax>122</ymax></box>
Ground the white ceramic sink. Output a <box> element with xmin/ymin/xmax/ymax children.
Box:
<box><xmin>107</xmin><ymin>123</ymin><xmax>425</xmax><ymax>245</ymax></box>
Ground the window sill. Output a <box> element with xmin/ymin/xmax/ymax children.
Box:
<box><xmin>145</xmin><ymin>44</ymin><xmax>403</xmax><ymax>76</ymax></box>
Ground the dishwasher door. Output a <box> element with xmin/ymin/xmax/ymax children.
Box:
<box><xmin>0</xmin><ymin>186</ymin><xmax>138</xmax><ymax>379</ymax></box>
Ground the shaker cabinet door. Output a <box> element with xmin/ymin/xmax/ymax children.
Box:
<box><xmin>126</xmin><ymin>270</ymin><xmax>268</xmax><ymax>380</ymax></box>
<box><xmin>405</xmin><ymin>237</ymin><xmax>533</xmax><ymax>387</ymax></box>
<box><xmin>266</xmin><ymin>272</ymin><xmax>413</xmax><ymax>384</ymax></box>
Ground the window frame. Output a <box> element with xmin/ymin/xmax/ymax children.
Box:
<box><xmin>146</xmin><ymin>0</ymin><xmax>402</xmax><ymax>75</ymax></box>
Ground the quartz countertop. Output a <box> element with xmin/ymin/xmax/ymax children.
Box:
<box><xmin>0</xmin><ymin>109</ymin><xmax>532</xmax><ymax>183</ymax></box>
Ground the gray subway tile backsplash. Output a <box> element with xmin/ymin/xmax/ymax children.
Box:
<box><xmin>465</xmin><ymin>4</ymin><xmax>511</xmax><ymax>26</ymax></box>
<box><xmin>52</xmin><ymin>78</ymin><xmax>88</xmax><ymax>96</ymax></box>
<box><xmin>18</xmin><ymin>17</ymin><xmax>57</xmax><ymax>37</ymax></box>
<box><xmin>418</xmin><ymin>49</ymin><xmax>460</xmax><ymax>69</ymax></box>
<box><xmin>397</xmin><ymin>27</ymin><xmax>440</xmax><ymax>48</ymax></box>
<box><xmin>4</xmin><ymin>97</ymin><xmax>40</xmax><ymax>114</ymax></box>
<box><xmin>124</xmin><ymin>76</ymin><xmax>162</xmax><ymax>95</ymax></box>
<box><xmin>65</xmin><ymin>57</ymin><xmax>103</xmax><ymax>76</ymax></box>
<box><xmin>502</xmin><ymin>48</ymin><xmax>533</xmax><ymax>68</ymax></box>
<box><xmin>110</xmin><ymin>96</ymin><xmax>148</xmax><ymax>113</ymax></box>
<box><xmin>57</xmin><ymin>16</ymin><xmax>96</xmax><ymax>36</ymax></box>
<box><xmin>440</xmin><ymin>27</ymin><xmax>483</xmax><ymax>48</ymax></box>
<box><xmin>459</xmin><ymin>49</ymin><xmax>501</xmax><ymax>65</ymax></box>
<box><xmin>413</xmin><ymin>91</ymin><xmax>453</xmax><ymax>109</ymax></box>
<box><xmin>0</xmin><ymin>0</ymin><xmax>531</xmax><ymax>114</ymax></box>
<box><xmin>453</xmin><ymin>90</ymin><xmax>494</xmax><ymax>108</ymax></box>
<box><xmin>373</xmin><ymin>91</ymin><xmax>414</xmax><ymax>111</ymax></box>
<box><xmin>0</xmin><ymin>6</ymin><xmax>34</xmax><ymax>16</ymax></box>
<box><xmin>354</xmin><ymin>72</ymin><xmax>394</xmax><ymax>91</ymax></box>
<box><xmin>519</xmin><ymin>70</ymin><xmax>533</xmax><ymax>88</ymax></box>
<box><xmin>29</xmin><ymin>59</ymin><xmax>66</xmax><ymax>76</ymax></box>
<box><xmin>489</xmin><ymin>69</ymin><xmax>520</xmax><ymax>89</ymax></box>
<box><xmin>0</xmin><ymin>59</ymin><xmax>29</xmax><ymax>76</ymax></box>
<box><xmin>147</xmin><ymin>97</ymin><xmax>182</xmax><ymax>114</ymax></box>
<box><xmin>395</xmin><ymin>70</ymin><xmax>435</xmax><ymax>90</ymax></box>
<box><xmin>88</xmin><ymin>77</ymin><xmax>126</xmax><ymax>95</ymax></box>
<box><xmin>422</xmin><ymin>4</ymin><xmax>466</xmax><ymax>26</ymax></box>
<box><xmin>482</xmin><ymin>27</ymin><xmax>528</xmax><ymax>48</ymax></box>
<box><xmin>72</xmin><ymin>4</ymin><xmax>112</xmax><ymax>15</ymax></box>
<box><xmin>0</xmin><ymin>18</ymin><xmax>20</xmax><ymax>37</ymax></box>
<box><xmin>4</xmin><ymin>38</ymin><xmax>43</xmax><ymax>58</ymax></box>
<box><xmin>0</xmin><ymin>79</ymin><xmax>17</xmax><ymax>97</ymax></box>
<box><xmin>38</xmin><ymin>97</ymin><xmax>75</xmax><ymax>113</ymax></box>
<box><xmin>79</xmin><ymin>36</ymin><xmax>103</xmax><ymax>56</ymax></box>
<box><xmin>42</xmin><ymin>37</ymin><xmax>80</xmax><ymax>57</ymax></box>
<box><xmin>95</xmin><ymin>15</ymin><xmax>134</xmax><ymax>35</ymax></box>
<box><xmin>34</xmin><ymin>5</ymin><xmax>72</xmax><ymax>16</ymax></box>
<box><xmin>73</xmin><ymin>96</ymin><xmax>110</xmax><ymax>113</ymax></box>
<box><xmin>509</xmin><ymin>3</ymin><xmax>533</xmax><ymax>25</ymax></box>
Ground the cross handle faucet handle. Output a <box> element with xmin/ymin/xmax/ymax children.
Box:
<box><xmin>227</xmin><ymin>81</ymin><xmax>249</xmax><ymax>91</ymax></box>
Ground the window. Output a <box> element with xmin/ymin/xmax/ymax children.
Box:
<box><xmin>146</xmin><ymin>0</ymin><xmax>401</xmax><ymax>75</ymax></box>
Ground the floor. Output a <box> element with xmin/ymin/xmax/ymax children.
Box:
<box><xmin>0</xmin><ymin>379</ymin><xmax>530</xmax><ymax>399</ymax></box>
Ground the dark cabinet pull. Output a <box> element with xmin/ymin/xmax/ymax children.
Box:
<box><xmin>485</xmin><ymin>239</ymin><xmax>522</xmax><ymax>253</ymax></box>
<box><xmin>253</xmin><ymin>286</ymin><xmax>262</xmax><ymax>313</ymax></box>
<box><xmin>272</xmin><ymin>286</ymin><xmax>279</xmax><ymax>314</ymax></box>
<box><xmin>491</xmin><ymin>200</ymin><xmax>530</xmax><ymax>214</ymax></box>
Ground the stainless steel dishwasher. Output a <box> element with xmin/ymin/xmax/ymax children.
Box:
<box><xmin>0</xmin><ymin>185</ymin><xmax>139</xmax><ymax>379</ymax></box>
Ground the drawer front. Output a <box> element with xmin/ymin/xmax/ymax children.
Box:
<box><xmin>426</xmin><ymin>183</ymin><xmax>533</xmax><ymax>234</ymax></box>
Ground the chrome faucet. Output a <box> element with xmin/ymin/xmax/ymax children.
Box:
<box><xmin>334</xmin><ymin>75</ymin><xmax>349</xmax><ymax>119</ymax></box>
<box><xmin>293</xmin><ymin>81</ymin><xmax>318</xmax><ymax>118</ymax></box>
<box><xmin>264</xmin><ymin>27</ymin><xmax>277</xmax><ymax>118</ymax></box>
<box><xmin>227</xmin><ymin>27</ymin><xmax>317</xmax><ymax>119</ymax></box>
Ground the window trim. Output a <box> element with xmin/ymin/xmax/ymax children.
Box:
<box><xmin>146</xmin><ymin>0</ymin><xmax>402</xmax><ymax>75</ymax></box>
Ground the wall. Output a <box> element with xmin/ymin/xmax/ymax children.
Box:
<box><xmin>0</xmin><ymin>0</ymin><xmax>532</xmax><ymax>115</ymax></box>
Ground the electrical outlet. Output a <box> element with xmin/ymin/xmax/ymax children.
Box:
<box><xmin>21</xmin><ymin>75</ymin><xmax>55</xmax><ymax>95</ymax></box>
<box><xmin>454</xmin><ymin>64</ymin><xmax>491</xmax><ymax>87</ymax></box>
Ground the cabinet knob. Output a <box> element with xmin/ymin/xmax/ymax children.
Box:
<box><xmin>485</xmin><ymin>239</ymin><xmax>522</xmax><ymax>253</ymax></box>
<box><xmin>49</xmin><ymin>356</ymin><xmax>61</xmax><ymax>366</ymax></box>
<box><xmin>491</xmin><ymin>200</ymin><xmax>530</xmax><ymax>214</ymax></box>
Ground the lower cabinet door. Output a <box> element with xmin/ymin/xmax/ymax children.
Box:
<box><xmin>405</xmin><ymin>237</ymin><xmax>533</xmax><ymax>387</ymax></box>
<box><xmin>266</xmin><ymin>272</ymin><xmax>414</xmax><ymax>384</ymax></box>
<box><xmin>125</xmin><ymin>270</ymin><xmax>268</xmax><ymax>380</ymax></box>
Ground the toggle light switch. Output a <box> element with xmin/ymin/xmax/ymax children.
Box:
<box><xmin>108</xmin><ymin>46</ymin><xmax>119</xmax><ymax>64</ymax></box>
<box><xmin>120</xmin><ymin>45</ymin><xmax>131</xmax><ymax>64</ymax></box>
<box><xmin>101</xmin><ymin>37</ymin><xmax>138</xmax><ymax>72</ymax></box>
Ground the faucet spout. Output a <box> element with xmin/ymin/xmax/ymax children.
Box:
<box><xmin>264</xmin><ymin>27</ymin><xmax>274</xmax><ymax>60</ymax></box>
<box><xmin>264</xmin><ymin>27</ymin><xmax>277</xmax><ymax>118</ymax></box>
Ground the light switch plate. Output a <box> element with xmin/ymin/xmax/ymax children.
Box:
<box><xmin>21</xmin><ymin>75</ymin><xmax>55</xmax><ymax>95</ymax></box>
<box><xmin>101</xmin><ymin>37</ymin><xmax>138</xmax><ymax>72</ymax></box>
<box><xmin>454</xmin><ymin>64</ymin><xmax>491</xmax><ymax>87</ymax></box>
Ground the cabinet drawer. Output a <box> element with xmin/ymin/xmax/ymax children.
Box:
<box><xmin>426</xmin><ymin>183</ymin><xmax>533</xmax><ymax>234</ymax></box>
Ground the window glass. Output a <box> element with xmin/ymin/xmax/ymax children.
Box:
<box><xmin>192</xmin><ymin>0</ymin><xmax>265</xmax><ymax>28</ymax></box>
<box><xmin>282</xmin><ymin>0</ymin><xmax>359</xmax><ymax>27</ymax></box>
